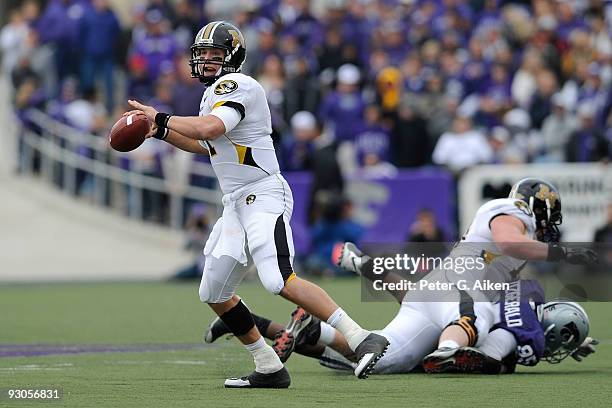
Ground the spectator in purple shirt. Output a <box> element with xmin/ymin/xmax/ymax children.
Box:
<box><xmin>474</xmin><ymin>63</ymin><xmax>512</xmax><ymax>128</ymax></box>
<box><xmin>355</xmin><ymin>105</ymin><xmax>397</xmax><ymax>178</ymax></box>
<box><xmin>555</xmin><ymin>1</ymin><xmax>588</xmax><ymax>41</ymax></box>
<box><xmin>131</xmin><ymin>9</ymin><xmax>179</xmax><ymax>82</ymax></box>
<box><xmin>462</xmin><ymin>36</ymin><xmax>490</xmax><ymax>95</ymax></box>
<box><xmin>475</xmin><ymin>0</ymin><xmax>502</xmax><ymax>26</ymax></box>
<box><xmin>318</xmin><ymin>64</ymin><xmax>367</xmax><ymax>142</ymax></box>
<box><xmin>577</xmin><ymin>63</ymin><xmax>609</xmax><ymax>125</ymax></box>
<box><xmin>280</xmin><ymin>111</ymin><xmax>318</xmax><ymax>172</ymax></box>
<box><xmin>36</xmin><ymin>0</ymin><xmax>87</xmax><ymax>89</ymax></box>
<box><xmin>280</xmin><ymin>0</ymin><xmax>323</xmax><ymax>52</ymax></box>
<box><xmin>79</xmin><ymin>0</ymin><xmax>121</xmax><ymax>113</ymax></box>
<box><xmin>379</xmin><ymin>21</ymin><xmax>411</xmax><ymax>66</ymax></box>
<box><xmin>400</xmin><ymin>53</ymin><xmax>426</xmax><ymax>94</ymax></box>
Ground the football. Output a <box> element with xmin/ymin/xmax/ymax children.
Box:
<box><xmin>109</xmin><ymin>113</ymin><xmax>150</xmax><ymax>152</ymax></box>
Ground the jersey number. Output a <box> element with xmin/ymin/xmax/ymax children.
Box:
<box><xmin>517</xmin><ymin>344</ymin><xmax>537</xmax><ymax>365</ymax></box>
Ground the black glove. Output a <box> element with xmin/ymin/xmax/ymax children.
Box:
<box><xmin>547</xmin><ymin>243</ymin><xmax>599</xmax><ymax>265</ymax></box>
<box><xmin>565</xmin><ymin>247</ymin><xmax>599</xmax><ymax>265</ymax></box>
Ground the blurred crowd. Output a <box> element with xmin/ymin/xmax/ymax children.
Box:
<box><xmin>2</xmin><ymin>0</ymin><xmax>612</xmax><ymax>274</ymax></box>
<box><xmin>3</xmin><ymin>0</ymin><xmax>612</xmax><ymax>173</ymax></box>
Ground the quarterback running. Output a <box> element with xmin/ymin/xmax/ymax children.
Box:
<box><xmin>124</xmin><ymin>21</ymin><xmax>388</xmax><ymax>388</ymax></box>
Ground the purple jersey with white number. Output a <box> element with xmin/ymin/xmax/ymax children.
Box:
<box><xmin>493</xmin><ymin>279</ymin><xmax>545</xmax><ymax>366</ymax></box>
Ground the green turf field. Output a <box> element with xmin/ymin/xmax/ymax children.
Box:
<box><xmin>1</xmin><ymin>279</ymin><xmax>611</xmax><ymax>408</ymax></box>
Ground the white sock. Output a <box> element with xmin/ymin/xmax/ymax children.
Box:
<box><xmin>318</xmin><ymin>322</ymin><xmax>337</xmax><ymax>346</ymax></box>
<box><xmin>244</xmin><ymin>337</ymin><xmax>283</xmax><ymax>374</ymax></box>
<box><xmin>439</xmin><ymin>340</ymin><xmax>460</xmax><ymax>349</ymax></box>
<box><xmin>327</xmin><ymin>308</ymin><xmax>370</xmax><ymax>351</ymax></box>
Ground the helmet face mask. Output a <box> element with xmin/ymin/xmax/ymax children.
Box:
<box><xmin>190</xmin><ymin>46</ymin><xmax>226</xmax><ymax>83</ymax></box>
<box><xmin>508</xmin><ymin>178</ymin><xmax>562</xmax><ymax>242</ymax></box>
<box><xmin>539</xmin><ymin>300</ymin><xmax>589</xmax><ymax>364</ymax></box>
<box><xmin>189</xmin><ymin>21</ymin><xmax>246</xmax><ymax>85</ymax></box>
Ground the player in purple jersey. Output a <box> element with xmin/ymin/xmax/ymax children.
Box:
<box><xmin>441</xmin><ymin>280</ymin><xmax>598</xmax><ymax>374</ymax></box>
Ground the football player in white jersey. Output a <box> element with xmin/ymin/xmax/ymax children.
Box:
<box><xmin>124</xmin><ymin>21</ymin><xmax>388</xmax><ymax>388</ymax></box>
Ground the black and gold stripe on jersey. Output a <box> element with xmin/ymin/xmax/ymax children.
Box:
<box><xmin>213</xmin><ymin>100</ymin><xmax>245</xmax><ymax>120</ymax></box>
<box><xmin>233</xmin><ymin>143</ymin><xmax>265</xmax><ymax>171</ymax></box>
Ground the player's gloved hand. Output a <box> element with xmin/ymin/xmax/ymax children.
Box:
<box><xmin>547</xmin><ymin>244</ymin><xmax>599</xmax><ymax>265</ymax></box>
<box><xmin>571</xmin><ymin>337</ymin><xmax>599</xmax><ymax>362</ymax></box>
<box><xmin>564</xmin><ymin>247</ymin><xmax>599</xmax><ymax>265</ymax></box>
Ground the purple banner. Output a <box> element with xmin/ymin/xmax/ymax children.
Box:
<box><xmin>284</xmin><ymin>169</ymin><xmax>456</xmax><ymax>255</ymax></box>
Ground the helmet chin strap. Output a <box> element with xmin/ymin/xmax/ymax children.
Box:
<box><xmin>197</xmin><ymin>61</ymin><xmax>224</xmax><ymax>84</ymax></box>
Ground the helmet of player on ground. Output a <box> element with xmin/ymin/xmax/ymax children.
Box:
<box><xmin>508</xmin><ymin>178</ymin><xmax>562</xmax><ymax>242</ymax></box>
<box><xmin>539</xmin><ymin>300</ymin><xmax>590</xmax><ymax>363</ymax></box>
<box><xmin>189</xmin><ymin>21</ymin><xmax>246</xmax><ymax>86</ymax></box>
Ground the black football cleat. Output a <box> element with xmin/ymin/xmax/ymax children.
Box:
<box><xmin>203</xmin><ymin>316</ymin><xmax>232</xmax><ymax>344</ymax></box>
<box><xmin>224</xmin><ymin>367</ymin><xmax>291</xmax><ymax>389</ymax></box>
<box><xmin>353</xmin><ymin>333</ymin><xmax>389</xmax><ymax>379</ymax></box>
<box><xmin>272</xmin><ymin>307</ymin><xmax>313</xmax><ymax>362</ymax></box>
<box><xmin>422</xmin><ymin>347</ymin><xmax>458</xmax><ymax>373</ymax></box>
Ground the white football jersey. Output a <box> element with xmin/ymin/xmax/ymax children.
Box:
<box><xmin>198</xmin><ymin>72</ymin><xmax>279</xmax><ymax>194</ymax></box>
<box><xmin>463</xmin><ymin>198</ymin><xmax>537</xmax><ymax>243</ymax></box>
<box><xmin>450</xmin><ymin>198</ymin><xmax>538</xmax><ymax>286</ymax></box>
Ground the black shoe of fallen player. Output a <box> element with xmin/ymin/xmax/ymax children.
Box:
<box><xmin>353</xmin><ymin>333</ymin><xmax>390</xmax><ymax>379</ymax></box>
<box><xmin>272</xmin><ymin>307</ymin><xmax>313</xmax><ymax>362</ymax></box>
<box><xmin>224</xmin><ymin>367</ymin><xmax>291</xmax><ymax>388</ymax></box>
<box><xmin>422</xmin><ymin>347</ymin><xmax>458</xmax><ymax>373</ymax></box>
<box><xmin>296</xmin><ymin>314</ymin><xmax>322</xmax><ymax>347</ymax></box>
<box><xmin>203</xmin><ymin>316</ymin><xmax>232</xmax><ymax>344</ymax></box>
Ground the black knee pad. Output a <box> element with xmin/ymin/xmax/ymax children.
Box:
<box><xmin>219</xmin><ymin>300</ymin><xmax>255</xmax><ymax>337</ymax></box>
<box><xmin>447</xmin><ymin>314</ymin><xmax>478</xmax><ymax>346</ymax></box>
